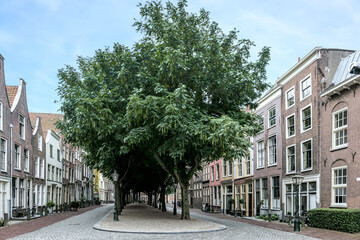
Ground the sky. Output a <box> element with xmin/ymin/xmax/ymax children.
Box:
<box><xmin>1</xmin><ymin>0</ymin><xmax>360</xmax><ymax>114</ymax></box>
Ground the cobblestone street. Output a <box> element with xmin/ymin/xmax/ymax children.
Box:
<box><xmin>7</xmin><ymin>204</ymin><xmax>321</xmax><ymax>240</ymax></box>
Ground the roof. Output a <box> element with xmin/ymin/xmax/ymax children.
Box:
<box><xmin>6</xmin><ymin>85</ymin><xmax>18</xmax><ymax>107</ymax></box>
<box><xmin>29</xmin><ymin>112</ymin><xmax>63</xmax><ymax>138</ymax></box>
<box><xmin>332</xmin><ymin>50</ymin><xmax>360</xmax><ymax>86</ymax></box>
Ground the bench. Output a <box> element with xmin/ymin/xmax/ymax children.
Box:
<box><xmin>12</xmin><ymin>207</ymin><xmax>27</xmax><ymax>217</ymax></box>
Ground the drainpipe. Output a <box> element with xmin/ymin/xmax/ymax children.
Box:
<box><xmin>9</xmin><ymin>123</ymin><xmax>13</xmax><ymax>219</ymax></box>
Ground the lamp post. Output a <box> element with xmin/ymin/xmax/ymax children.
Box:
<box><xmin>292</xmin><ymin>173</ymin><xmax>304</xmax><ymax>232</ymax></box>
<box><xmin>112</xmin><ymin>170</ymin><xmax>119</xmax><ymax>221</ymax></box>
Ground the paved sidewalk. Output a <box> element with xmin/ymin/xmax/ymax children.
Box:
<box><xmin>0</xmin><ymin>205</ymin><xmax>100</xmax><ymax>240</ymax></box>
<box><xmin>94</xmin><ymin>203</ymin><xmax>226</xmax><ymax>234</ymax></box>
<box><xmin>189</xmin><ymin>208</ymin><xmax>360</xmax><ymax>240</ymax></box>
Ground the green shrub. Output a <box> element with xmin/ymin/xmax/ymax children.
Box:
<box><xmin>308</xmin><ymin>208</ymin><xmax>360</xmax><ymax>233</ymax></box>
<box><xmin>46</xmin><ymin>200</ymin><xmax>56</xmax><ymax>208</ymax></box>
<box><xmin>263</xmin><ymin>216</ymin><xmax>269</xmax><ymax>221</ymax></box>
<box><xmin>271</xmin><ymin>214</ymin><xmax>279</xmax><ymax>221</ymax></box>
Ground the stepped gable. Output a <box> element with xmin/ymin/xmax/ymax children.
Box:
<box><xmin>6</xmin><ymin>85</ymin><xmax>18</xmax><ymax>107</ymax></box>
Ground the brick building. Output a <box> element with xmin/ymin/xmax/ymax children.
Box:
<box><xmin>278</xmin><ymin>47</ymin><xmax>353</xmax><ymax>216</ymax></box>
<box><xmin>253</xmin><ymin>85</ymin><xmax>282</xmax><ymax>217</ymax></box>
<box><xmin>209</xmin><ymin>159</ymin><xmax>222</xmax><ymax>211</ymax></box>
<box><xmin>320</xmin><ymin>50</ymin><xmax>360</xmax><ymax>209</ymax></box>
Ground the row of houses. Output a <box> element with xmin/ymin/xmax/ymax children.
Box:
<box><xmin>188</xmin><ymin>47</ymin><xmax>360</xmax><ymax>218</ymax></box>
<box><xmin>0</xmin><ymin>53</ymin><xmax>95</xmax><ymax>220</ymax></box>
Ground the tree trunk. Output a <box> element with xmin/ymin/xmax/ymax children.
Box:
<box><xmin>161</xmin><ymin>184</ymin><xmax>166</xmax><ymax>212</ymax></box>
<box><xmin>148</xmin><ymin>193</ymin><xmax>152</xmax><ymax>206</ymax></box>
<box><xmin>117</xmin><ymin>182</ymin><xmax>122</xmax><ymax>214</ymax></box>
<box><xmin>153</xmin><ymin>190</ymin><xmax>157</xmax><ymax>208</ymax></box>
<box><xmin>180</xmin><ymin>182</ymin><xmax>190</xmax><ymax>219</ymax></box>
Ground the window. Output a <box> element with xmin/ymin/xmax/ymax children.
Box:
<box><xmin>301</xmin><ymin>139</ymin><xmax>312</xmax><ymax>170</ymax></box>
<box><xmin>40</xmin><ymin>159</ymin><xmax>44</xmax><ymax>179</ymax></box>
<box><xmin>216</xmin><ymin>164</ymin><xmax>219</xmax><ymax>180</ymax></box>
<box><xmin>332</xmin><ymin>167</ymin><xmax>347</xmax><ymax>206</ymax></box>
<box><xmin>333</xmin><ymin>108</ymin><xmax>348</xmax><ymax>148</ymax></box>
<box><xmin>57</xmin><ymin>149</ymin><xmax>60</xmax><ymax>161</ymax></box>
<box><xmin>238</xmin><ymin>159</ymin><xmax>243</xmax><ymax>177</ymax></box>
<box><xmin>241</xmin><ymin>185</ymin><xmax>246</xmax><ymax>209</ymax></box>
<box><xmin>19</xmin><ymin>115</ymin><xmax>25</xmax><ymax>139</ymax></box>
<box><xmin>228</xmin><ymin>161</ymin><xmax>232</xmax><ymax>176</ymax></box>
<box><xmin>286</xmin><ymin>145</ymin><xmax>296</xmax><ymax>173</ymax></box>
<box><xmin>245</xmin><ymin>155</ymin><xmax>251</xmax><ymax>175</ymax></box>
<box><xmin>211</xmin><ymin>166</ymin><xmax>214</xmax><ymax>181</ymax></box>
<box><xmin>301</xmin><ymin>105</ymin><xmax>311</xmax><ymax>132</ymax></box>
<box><xmin>301</xmin><ymin>75</ymin><xmax>311</xmax><ymax>100</ymax></box>
<box><xmin>272</xmin><ymin>176</ymin><xmax>280</xmax><ymax>209</ymax></box>
<box><xmin>286</xmin><ymin>114</ymin><xmax>295</xmax><ymax>138</ymax></box>
<box><xmin>261</xmin><ymin>178</ymin><xmax>268</xmax><ymax>208</ymax></box>
<box><xmin>259</xmin><ymin>115</ymin><xmax>264</xmax><ymax>131</ymax></box>
<box><xmin>35</xmin><ymin>158</ymin><xmax>39</xmax><ymax>178</ymax></box>
<box><xmin>286</xmin><ymin>87</ymin><xmax>295</xmax><ymax>108</ymax></box>
<box><xmin>15</xmin><ymin>144</ymin><xmax>20</xmax><ymax>169</ymax></box>
<box><xmin>50</xmin><ymin>144</ymin><xmax>53</xmax><ymax>158</ymax></box>
<box><xmin>0</xmin><ymin>138</ymin><xmax>6</xmax><ymax>171</ymax></box>
<box><xmin>268</xmin><ymin>107</ymin><xmax>276</xmax><ymax>127</ymax></box>
<box><xmin>38</xmin><ymin>134</ymin><xmax>42</xmax><ymax>151</ymax></box>
<box><xmin>48</xmin><ymin>164</ymin><xmax>51</xmax><ymax>180</ymax></box>
<box><xmin>268</xmin><ymin>135</ymin><xmax>277</xmax><ymax>165</ymax></box>
<box><xmin>223</xmin><ymin>161</ymin><xmax>227</xmax><ymax>177</ymax></box>
<box><xmin>0</xmin><ymin>101</ymin><xmax>3</xmax><ymax>131</ymax></box>
<box><xmin>257</xmin><ymin>141</ymin><xmax>264</xmax><ymax>168</ymax></box>
<box><xmin>52</xmin><ymin>166</ymin><xmax>55</xmax><ymax>181</ymax></box>
<box><xmin>24</xmin><ymin>149</ymin><xmax>29</xmax><ymax>172</ymax></box>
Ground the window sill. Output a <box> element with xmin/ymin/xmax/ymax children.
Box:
<box><xmin>14</xmin><ymin>168</ymin><xmax>21</xmax><ymax>171</ymax></box>
<box><xmin>267</xmin><ymin>163</ymin><xmax>277</xmax><ymax>167</ymax></box>
<box><xmin>286</xmin><ymin>105</ymin><xmax>294</xmax><ymax>110</ymax></box>
<box><xmin>330</xmin><ymin>145</ymin><xmax>348</xmax><ymax>152</ymax></box>
<box><xmin>1</xmin><ymin>170</ymin><xmax>7</xmax><ymax>173</ymax></box>
<box><xmin>267</xmin><ymin>125</ymin><xmax>276</xmax><ymax>130</ymax></box>
<box><xmin>300</xmin><ymin>127</ymin><xmax>312</xmax><ymax>134</ymax></box>
<box><xmin>300</xmin><ymin>94</ymin><xmax>311</xmax><ymax>102</ymax></box>
<box><xmin>330</xmin><ymin>204</ymin><xmax>347</xmax><ymax>208</ymax></box>
<box><xmin>301</xmin><ymin>168</ymin><xmax>312</xmax><ymax>173</ymax></box>
<box><xmin>286</xmin><ymin>172</ymin><xmax>296</xmax><ymax>175</ymax></box>
<box><xmin>257</xmin><ymin>166</ymin><xmax>265</xmax><ymax>170</ymax></box>
<box><xmin>286</xmin><ymin>135</ymin><xmax>295</xmax><ymax>140</ymax></box>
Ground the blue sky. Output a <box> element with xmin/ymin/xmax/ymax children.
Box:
<box><xmin>1</xmin><ymin>0</ymin><xmax>359</xmax><ymax>113</ymax></box>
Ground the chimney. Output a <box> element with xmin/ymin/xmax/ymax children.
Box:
<box><xmin>0</xmin><ymin>54</ymin><xmax>4</xmax><ymax>82</ymax></box>
<box><xmin>298</xmin><ymin>57</ymin><xmax>301</xmax><ymax>63</ymax></box>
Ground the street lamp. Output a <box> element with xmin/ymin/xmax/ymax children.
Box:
<box><xmin>292</xmin><ymin>173</ymin><xmax>304</xmax><ymax>232</ymax></box>
<box><xmin>112</xmin><ymin>170</ymin><xmax>119</xmax><ymax>221</ymax></box>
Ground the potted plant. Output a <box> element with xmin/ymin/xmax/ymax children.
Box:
<box><xmin>46</xmin><ymin>200</ymin><xmax>56</xmax><ymax>213</ymax></box>
<box><xmin>70</xmin><ymin>201</ymin><xmax>80</xmax><ymax>211</ymax></box>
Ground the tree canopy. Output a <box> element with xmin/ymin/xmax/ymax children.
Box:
<box><xmin>56</xmin><ymin>0</ymin><xmax>270</xmax><ymax>219</ymax></box>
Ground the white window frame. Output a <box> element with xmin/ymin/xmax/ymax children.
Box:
<box><xmin>331</xmin><ymin>166</ymin><xmax>347</xmax><ymax>208</ymax></box>
<box><xmin>268</xmin><ymin>135</ymin><xmax>277</xmax><ymax>166</ymax></box>
<box><xmin>238</xmin><ymin>158</ymin><xmax>243</xmax><ymax>177</ymax></box>
<box><xmin>332</xmin><ymin>108</ymin><xmax>348</xmax><ymax>149</ymax></box>
<box><xmin>24</xmin><ymin>149</ymin><xmax>29</xmax><ymax>173</ymax></box>
<box><xmin>286</xmin><ymin>87</ymin><xmax>295</xmax><ymax>109</ymax></box>
<box><xmin>19</xmin><ymin>114</ymin><xmax>25</xmax><ymax>139</ymax></box>
<box><xmin>223</xmin><ymin>160</ymin><xmax>227</xmax><ymax>177</ymax></box>
<box><xmin>38</xmin><ymin>134</ymin><xmax>42</xmax><ymax>151</ymax></box>
<box><xmin>40</xmin><ymin>159</ymin><xmax>44</xmax><ymax>179</ymax></box>
<box><xmin>216</xmin><ymin>164</ymin><xmax>219</xmax><ymax>180</ymax></box>
<box><xmin>0</xmin><ymin>138</ymin><xmax>7</xmax><ymax>172</ymax></box>
<box><xmin>271</xmin><ymin>176</ymin><xmax>280</xmax><ymax>209</ymax></box>
<box><xmin>286</xmin><ymin>113</ymin><xmax>296</xmax><ymax>139</ymax></box>
<box><xmin>257</xmin><ymin>140</ymin><xmax>264</xmax><ymax>169</ymax></box>
<box><xmin>261</xmin><ymin>178</ymin><xmax>268</xmax><ymax>208</ymax></box>
<box><xmin>300</xmin><ymin>74</ymin><xmax>311</xmax><ymax>101</ymax></box>
<box><xmin>286</xmin><ymin>144</ymin><xmax>296</xmax><ymax>174</ymax></box>
<box><xmin>300</xmin><ymin>104</ymin><xmax>312</xmax><ymax>133</ymax></box>
<box><xmin>259</xmin><ymin>114</ymin><xmax>264</xmax><ymax>132</ymax></box>
<box><xmin>301</xmin><ymin>138</ymin><xmax>312</xmax><ymax>172</ymax></box>
<box><xmin>0</xmin><ymin>101</ymin><xmax>3</xmax><ymax>131</ymax></box>
<box><xmin>35</xmin><ymin>157</ymin><xmax>39</xmax><ymax>178</ymax></box>
<box><xmin>14</xmin><ymin>144</ymin><xmax>21</xmax><ymax>169</ymax></box>
<box><xmin>228</xmin><ymin>161</ymin><xmax>232</xmax><ymax>176</ymax></box>
<box><xmin>268</xmin><ymin>106</ymin><xmax>276</xmax><ymax>128</ymax></box>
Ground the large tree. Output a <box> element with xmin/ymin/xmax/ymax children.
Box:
<box><xmin>56</xmin><ymin>0</ymin><xmax>270</xmax><ymax>220</ymax></box>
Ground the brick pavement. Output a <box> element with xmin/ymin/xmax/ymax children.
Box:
<box><xmin>0</xmin><ymin>205</ymin><xmax>100</xmax><ymax>240</ymax></box>
<box><xmin>189</xmin><ymin>208</ymin><xmax>360</xmax><ymax>240</ymax></box>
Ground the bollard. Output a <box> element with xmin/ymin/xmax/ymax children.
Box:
<box><xmin>40</xmin><ymin>206</ymin><xmax>43</xmax><ymax>217</ymax></box>
<box><xmin>45</xmin><ymin>207</ymin><xmax>48</xmax><ymax>216</ymax></box>
<box><xmin>4</xmin><ymin>213</ymin><xmax>8</xmax><ymax>222</ymax></box>
<box><xmin>27</xmin><ymin>208</ymin><xmax>31</xmax><ymax>220</ymax></box>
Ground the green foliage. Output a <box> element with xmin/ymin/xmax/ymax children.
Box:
<box><xmin>308</xmin><ymin>208</ymin><xmax>360</xmax><ymax>233</ymax></box>
<box><xmin>70</xmin><ymin>201</ymin><xmax>80</xmax><ymax>208</ymax></box>
<box><xmin>271</xmin><ymin>214</ymin><xmax>279</xmax><ymax>221</ymax></box>
<box><xmin>46</xmin><ymin>200</ymin><xmax>56</xmax><ymax>208</ymax></box>
<box><xmin>56</xmin><ymin>0</ymin><xmax>270</xmax><ymax>220</ymax></box>
<box><xmin>0</xmin><ymin>218</ymin><xmax>7</xmax><ymax>227</ymax></box>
